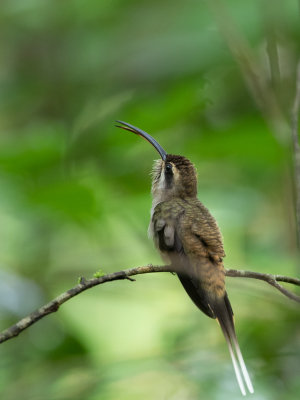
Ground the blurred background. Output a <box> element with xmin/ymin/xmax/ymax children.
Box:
<box><xmin>0</xmin><ymin>0</ymin><xmax>300</xmax><ymax>399</ymax></box>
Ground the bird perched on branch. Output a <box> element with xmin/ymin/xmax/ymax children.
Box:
<box><xmin>116</xmin><ymin>120</ymin><xmax>254</xmax><ymax>396</ymax></box>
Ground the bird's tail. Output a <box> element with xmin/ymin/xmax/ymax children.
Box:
<box><xmin>212</xmin><ymin>294</ymin><xmax>254</xmax><ymax>396</ymax></box>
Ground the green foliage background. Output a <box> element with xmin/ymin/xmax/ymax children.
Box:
<box><xmin>0</xmin><ymin>1</ymin><xmax>299</xmax><ymax>399</ymax></box>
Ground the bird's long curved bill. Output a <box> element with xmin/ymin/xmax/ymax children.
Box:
<box><xmin>115</xmin><ymin>120</ymin><xmax>167</xmax><ymax>161</ymax></box>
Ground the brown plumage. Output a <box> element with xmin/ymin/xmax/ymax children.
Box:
<box><xmin>116</xmin><ymin>121</ymin><xmax>254</xmax><ymax>396</ymax></box>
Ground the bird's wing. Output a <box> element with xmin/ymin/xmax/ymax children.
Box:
<box><xmin>152</xmin><ymin>199</ymin><xmax>224</xmax><ymax>318</ymax></box>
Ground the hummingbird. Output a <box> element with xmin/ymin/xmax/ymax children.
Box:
<box><xmin>116</xmin><ymin>120</ymin><xmax>254</xmax><ymax>396</ymax></box>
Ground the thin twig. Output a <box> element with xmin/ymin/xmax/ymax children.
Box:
<box><xmin>226</xmin><ymin>269</ymin><xmax>300</xmax><ymax>303</ymax></box>
<box><xmin>291</xmin><ymin>61</ymin><xmax>300</xmax><ymax>248</ymax></box>
<box><xmin>261</xmin><ymin>0</ymin><xmax>281</xmax><ymax>92</ymax></box>
<box><xmin>266</xmin><ymin>32</ymin><xmax>280</xmax><ymax>90</ymax></box>
<box><xmin>0</xmin><ymin>265</ymin><xmax>299</xmax><ymax>345</ymax></box>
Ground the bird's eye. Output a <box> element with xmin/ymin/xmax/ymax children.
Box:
<box><xmin>165</xmin><ymin>163</ymin><xmax>173</xmax><ymax>174</ymax></box>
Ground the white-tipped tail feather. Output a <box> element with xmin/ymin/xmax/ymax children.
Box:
<box><xmin>216</xmin><ymin>309</ymin><xmax>254</xmax><ymax>396</ymax></box>
<box><xmin>227</xmin><ymin>339</ymin><xmax>246</xmax><ymax>396</ymax></box>
<box><xmin>233</xmin><ymin>336</ymin><xmax>254</xmax><ymax>394</ymax></box>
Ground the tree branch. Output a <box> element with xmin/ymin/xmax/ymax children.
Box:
<box><xmin>0</xmin><ymin>266</ymin><xmax>299</xmax><ymax>345</ymax></box>
<box><xmin>226</xmin><ymin>269</ymin><xmax>300</xmax><ymax>303</ymax></box>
